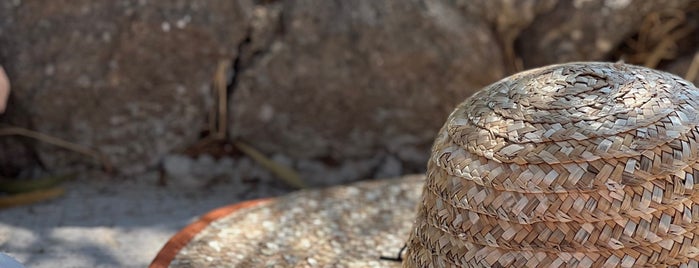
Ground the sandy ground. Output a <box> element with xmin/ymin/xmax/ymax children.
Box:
<box><xmin>0</xmin><ymin>171</ymin><xmax>292</xmax><ymax>268</ymax></box>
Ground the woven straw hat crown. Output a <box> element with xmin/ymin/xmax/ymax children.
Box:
<box><xmin>404</xmin><ymin>62</ymin><xmax>699</xmax><ymax>267</ymax></box>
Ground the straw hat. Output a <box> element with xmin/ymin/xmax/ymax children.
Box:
<box><xmin>404</xmin><ymin>62</ymin><xmax>699</xmax><ymax>267</ymax></box>
<box><xmin>151</xmin><ymin>175</ymin><xmax>424</xmax><ymax>267</ymax></box>
<box><xmin>151</xmin><ymin>62</ymin><xmax>699</xmax><ymax>268</ymax></box>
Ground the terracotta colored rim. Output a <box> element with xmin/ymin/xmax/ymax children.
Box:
<box><xmin>149</xmin><ymin>198</ymin><xmax>274</xmax><ymax>268</ymax></box>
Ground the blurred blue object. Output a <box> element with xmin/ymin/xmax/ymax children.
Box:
<box><xmin>0</xmin><ymin>253</ymin><xmax>24</xmax><ymax>268</ymax></box>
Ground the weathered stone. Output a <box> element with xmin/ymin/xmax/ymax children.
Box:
<box><xmin>0</xmin><ymin>0</ymin><xmax>251</xmax><ymax>174</ymax></box>
<box><xmin>230</xmin><ymin>0</ymin><xmax>505</xmax><ymax>169</ymax></box>
<box><xmin>0</xmin><ymin>89</ymin><xmax>38</xmax><ymax>178</ymax></box>
<box><xmin>663</xmin><ymin>53</ymin><xmax>699</xmax><ymax>86</ymax></box>
<box><xmin>451</xmin><ymin>0</ymin><xmax>558</xmax><ymax>72</ymax></box>
<box><xmin>516</xmin><ymin>0</ymin><xmax>694</xmax><ymax>68</ymax></box>
<box><xmin>2</xmin><ymin>0</ymin><xmax>698</xmax><ymax>181</ymax></box>
<box><xmin>374</xmin><ymin>155</ymin><xmax>403</xmax><ymax>179</ymax></box>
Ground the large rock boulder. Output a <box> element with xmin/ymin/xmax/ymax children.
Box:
<box><xmin>230</xmin><ymin>0</ymin><xmax>505</xmax><ymax>169</ymax></box>
<box><xmin>516</xmin><ymin>0</ymin><xmax>694</xmax><ymax>68</ymax></box>
<box><xmin>0</xmin><ymin>0</ymin><xmax>697</xmax><ymax>181</ymax></box>
<box><xmin>0</xmin><ymin>0</ymin><xmax>251</xmax><ymax>174</ymax></box>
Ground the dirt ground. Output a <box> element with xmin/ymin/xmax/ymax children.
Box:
<box><xmin>0</xmin><ymin>171</ymin><xmax>292</xmax><ymax>267</ymax></box>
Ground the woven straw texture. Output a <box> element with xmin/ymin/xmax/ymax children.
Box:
<box><xmin>403</xmin><ymin>62</ymin><xmax>699</xmax><ymax>268</ymax></box>
<box><xmin>167</xmin><ymin>175</ymin><xmax>424</xmax><ymax>268</ymax></box>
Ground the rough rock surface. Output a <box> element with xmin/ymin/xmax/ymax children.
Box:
<box><xmin>452</xmin><ymin>0</ymin><xmax>558</xmax><ymax>72</ymax></box>
<box><xmin>0</xmin><ymin>0</ymin><xmax>251</xmax><ymax>174</ymax></box>
<box><xmin>0</xmin><ymin>107</ymin><xmax>36</xmax><ymax>178</ymax></box>
<box><xmin>230</xmin><ymin>0</ymin><xmax>505</xmax><ymax>170</ymax></box>
<box><xmin>1</xmin><ymin>0</ymin><xmax>698</xmax><ymax>180</ymax></box>
<box><xmin>665</xmin><ymin>54</ymin><xmax>699</xmax><ymax>86</ymax></box>
<box><xmin>516</xmin><ymin>0</ymin><xmax>694</xmax><ymax>68</ymax></box>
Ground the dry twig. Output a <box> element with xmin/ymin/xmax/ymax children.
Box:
<box><xmin>0</xmin><ymin>126</ymin><xmax>112</xmax><ymax>172</ymax></box>
<box><xmin>187</xmin><ymin>60</ymin><xmax>307</xmax><ymax>188</ymax></box>
<box><xmin>0</xmin><ymin>66</ymin><xmax>9</xmax><ymax>114</ymax></box>
<box><xmin>190</xmin><ymin>60</ymin><xmax>231</xmax><ymax>152</ymax></box>
<box><xmin>0</xmin><ymin>187</ymin><xmax>64</xmax><ymax>209</ymax></box>
<box><xmin>214</xmin><ymin>60</ymin><xmax>230</xmax><ymax>140</ymax></box>
<box><xmin>621</xmin><ymin>10</ymin><xmax>695</xmax><ymax>68</ymax></box>
<box><xmin>234</xmin><ymin>141</ymin><xmax>307</xmax><ymax>189</ymax></box>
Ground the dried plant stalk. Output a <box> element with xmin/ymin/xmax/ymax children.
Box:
<box><xmin>621</xmin><ymin>10</ymin><xmax>695</xmax><ymax>68</ymax></box>
<box><xmin>0</xmin><ymin>187</ymin><xmax>64</xmax><ymax>209</ymax></box>
<box><xmin>0</xmin><ymin>66</ymin><xmax>9</xmax><ymax>114</ymax></box>
<box><xmin>0</xmin><ymin>126</ymin><xmax>112</xmax><ymax>173</ymax></box>
<box><xmin>233</xmin><ymin>141</ymin><xmax>306</xmax><ymax>189</ymax></box>
<box><xmin>213</xmin><ymin>60</ymin><xmax>230</xmax><ymax>140</ymax></box>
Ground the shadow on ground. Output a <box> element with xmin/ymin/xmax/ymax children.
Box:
<box><xmin>0</xmin><ymin>172</ymin><xmax>293</xmax><ymax>267</ymax></box>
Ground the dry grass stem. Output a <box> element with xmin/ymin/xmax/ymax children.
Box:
<box><xmin>214</xmin><ymin>60</ymin><xmax>230</xmax><ymax>140</ymax></box>
<box><xmin>0</xmin><ymin>173</ymin><xmax>71</xmax><ymax>194</ymax></box>
<box><xmin>190</xmin><ymin>60</ymin><xmax>231</xmax><ymax>155</ymax></box>
<box><xmin>622</xmin><ymin>10</ymin><xmax>695</xmax><ymax>68</ymax></box>
<box><xmin>233</xmin><ymin>141</ymin><xmax>306</xmax><ymax>189</ymax></box>
<box><xmin>0</xmin><ymin>66</ymin><xmax>9</xmax><ymax>114</ymax></box>
<box><xmin>0</xmin><ymin>187</ymin><xmax>64</xmax><ymax>209</ymax></box>
<box><xmin>0</xmin><ymin>126</ymin><xmax>112</xmax><ymax>173</ymax></box>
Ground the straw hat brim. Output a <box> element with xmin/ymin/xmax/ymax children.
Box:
<box><xmin>150</xmin><ymin>175</ymin><xmax>424</xmax><ymax>268</ymax></box>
